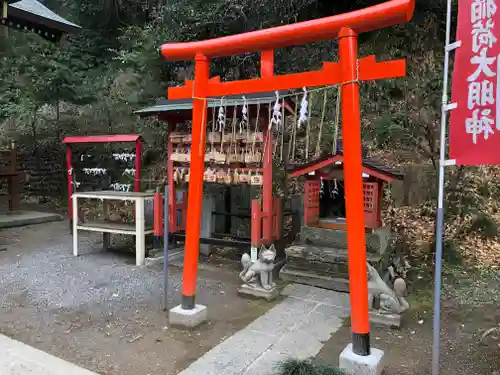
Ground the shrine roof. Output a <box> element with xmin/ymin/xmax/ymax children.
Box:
<box><xmin>133</xmin><ymin>91</ymin><xmax>294</xmax><ymax>118</ymax></box>
<box><xmin>288</xmin><ymin>151</ymin><xmax>404</xmax><ymax>183</ymax></box>
<box><xmin>5</xmin><ymin>0</ymin><xmax>81</xmax><ymax>42</ymax></box>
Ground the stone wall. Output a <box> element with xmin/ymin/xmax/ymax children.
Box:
<box><xmin>4</xmin><ymin>143</ymin><xmax>143</xmax><ymax>199</ymax></box>
<box><xmin>0</xmin><ymin>145</ymin><xmax>66</xmax><ymax>198</ymax></box>
<box><xmin>19</xmin><ymin>148</ymin><xmax>66</xmax><ymax>198</ymax></box>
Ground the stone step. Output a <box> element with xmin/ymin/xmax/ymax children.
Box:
<box><xmin>280</xmin><ymin>267</ymin><xmax>350</xmax><ymax>293</ymax></box>
<box><xmin>282</xmin><ymin>243</ymin><xmax>392</xmax><ymax>293</ymax></box>
<box><xmin>299</xmin><ymin>225</ymin><xmax>391</xmax><ymax>254</ymax></box>
<box><xmin>286</xmin><ymin>244</ymin><xmax>384</xmax><ymax>264</ymax></box>
<box><xmin>285</xmin><ymin>245</ymin><xmax>388</xmax><ymax>277</ymax></box>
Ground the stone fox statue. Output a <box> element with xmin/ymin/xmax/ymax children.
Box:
<box><xmin>240</xmin><ymin>245</ymin><xmax>277</xmax><ymax>290</ymax></box>
<box><xmin>367</xmin><ymin>262</ymin><xmax>409</xmax><ymax>314</ymax></box>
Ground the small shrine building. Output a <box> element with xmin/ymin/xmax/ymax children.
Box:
<box><xmin>287</xmin><ymin>150</ymin><xmax>403</xmax><ymax>232</ymax></box>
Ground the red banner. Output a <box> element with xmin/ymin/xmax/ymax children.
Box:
<box><xmin>450</xmin><ymin>0</ymin><xmax>500</xmax><ymax>165</ymax></box>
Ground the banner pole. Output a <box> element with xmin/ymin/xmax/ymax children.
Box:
<box><xmin>432</xmin><ymin>0</ymin><xmax>454</xmax><ymax>373</ymax></box>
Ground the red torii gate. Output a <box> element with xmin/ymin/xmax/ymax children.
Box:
<box><xmin>161</xmin><ymin>0</ymin><xmax>414</xmax><ymax>356</ymax></box>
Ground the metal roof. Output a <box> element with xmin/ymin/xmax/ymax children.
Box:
<box><xmin>288</xmin><ymin>151</ymin><xmax>404</xmax><ymax>182</ymax></box>
<box><xmin>134</xmin><ymin>91</ymin><xmax>294</xmax><ymax>117</ymax></box>
<box><xmin>3</xmin><ymin>0</ymin><xmax>81</xmax><ymax>42</ymax></box>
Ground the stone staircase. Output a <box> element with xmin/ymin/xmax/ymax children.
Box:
<box><xmin>280</xmin><ymin>225</ymin><xmax>393</xmax><ymax>293</ymax></box>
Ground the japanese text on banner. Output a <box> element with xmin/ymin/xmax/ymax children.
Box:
<box><xmin>449</xmin><ymin>0</ymin><xmax>500</xmax><ymax>165</ymax></box>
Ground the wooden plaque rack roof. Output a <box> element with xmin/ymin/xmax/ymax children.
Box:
<box><xmin>2</xmin><ymin>0</ymin><xmax>81</xmax><ymax>42</ymax></box>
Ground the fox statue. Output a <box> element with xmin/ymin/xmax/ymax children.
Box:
<box><xmin>240</xmin><ymin>245</ymin><xmax>277</xmax><ymax>290</ymax></box>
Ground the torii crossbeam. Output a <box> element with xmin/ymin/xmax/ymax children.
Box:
<box><xmin>167</xmin><ymin>56</ymin><xmax>406</xmax><ymax>99</ymax></box>
<box><xmin>160</xmin><ymin>0</ymin><xmax>415</xmax><ymax>359</ymax></box>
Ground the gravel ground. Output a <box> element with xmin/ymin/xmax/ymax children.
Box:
<box><xmin>0</xmin><ymin>222</ymin><xmax>273</xmax><ymax>375</ymax></box>
<box><xmin>317</xmin><ymin>266</ymin><xmax>500</xmax><ymax>375</ymax></box>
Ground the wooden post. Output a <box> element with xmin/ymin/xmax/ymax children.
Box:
<box><xmin>262</xmin><ymin>128</ymin><xmax>273</xmax><ymax>244</ymax></box>
<box><xmin>303</xmin><ymin>180</ymin><xmax>320</xmax><ymax>226</ymax></box>
<box><xmin>339</xmin><ymin>27</ymin><xmax>370</xmax><ymax>356</ymax></box>
<box><xmin>66</xmin><ymin>144</ymin><xmax>73</xmax><ymax>229</ymax></box>
<box><xmin>181</xmin><ymin>53</ymin><xmax>209</xmax><ymax>310</ymax></box>
<box><xmin>154</xmin><ymin>189</ymin><xmax>163</xmax><ymax>236</ymax></box>
<box><xmin>261</xmin><ymin>50</ymin><xmax>274</xmax><ymax>245</ymax></box>
<box><xmin>251</xmin><ymin>199</ymin><xmax>262</xmax><ymax>261</ymax></box>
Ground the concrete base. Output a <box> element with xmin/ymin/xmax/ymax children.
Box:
<box><xmin>0</xmin><ymin>211</ymin><xmax>62</xmax><ymax>229</ymax></box>
<box><xmin>369</xmin><ymin>311</ymin><xmax>402</xmax><ymax>329</ymax></box>
<box><xmin>169</xmin><ymin>304</ymin><xmax>208</xmax><ymax>328</ymax></box>
<box><xmin>339</xmin><ymin>343</ymin><xmax>385</xmax><ymax>375</ymax></box>
<box><xmin>199</xmin><ymin>244</ymin><xmax>214</xmax><ymax>257</ymax></box>
<box><xmin>238</xmin><ymin>284</ymin><xmax>279</xmax><ymax>301</ymax></box>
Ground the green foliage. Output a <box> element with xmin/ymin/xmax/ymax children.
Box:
<box><xmin>469</xmin><ymin>214</ymin><xmax>498</xmax><ymax>240</ymax></box>
<box><xmin>277</xmin><ymin>359</ymin><xmax>345</xmax><ymax>375</ymax></box>
<box><xmin>0</xmin><ymin>0</ymin><xmax>464</xmax><ymax>190</ymax></box>
<box><xmin>430</xmin><ymin>239</ymin><xmax>463</xmax><ymax>265</ymax></box>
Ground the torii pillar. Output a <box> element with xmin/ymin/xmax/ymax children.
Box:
<box><xmin>160</xmin><ymin>0</ymin><xmax>414</xmax><ymax>371</ymax></box>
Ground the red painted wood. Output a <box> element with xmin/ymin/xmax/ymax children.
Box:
<box><xmin>339</xmin><ymin>28</ymin><xmax>370</xmax><ymax>336</ymax></box>
<box><xmin>262</xmin><ymin>122</ymin><xmax>273</xmax><ymax>244</ymax></box>
<box><xmin>154</xmin><ymin>191</ymin><xmax>163</xmax><ymax>236</ymax></box>
<box><xmin>251</xmin><ymin>199</ymin><xmax>262</xmax><ymax>247</ymax></box>
<box><xmin>66</xmin><ymin>145</ymin><xmax>73</xmax><ymax>221</ymax></box>
<box><xmin>134</xmin><ymin>139</ymin><xmax>142</xmax><ymax>192</ymax></box>
<box><xmin>168</xmin><ymin>57</ymin><xmax>405</xmax><ymax>100</ymax></box>
<box><xmin>181</xmin><ymin>54</ymin><xmax>210</xmax><ymax>299</ymax></box>
<box><xmin>63</xmin><ymin>134</ymin><xmax>142</xmax><ymax>144</ymax></box>
<box><xmin>304</xmin><ymin>180</ymin><xmax>320</xmax><ymax>226</ymax></box>
<box><xmin>288</xmin><ymin>153</ymin><xmax>395</xmax><ymax>182</ymax></box>
<box><xmin>362</xmin><ymin>182</ymin><xmax>379</xmax><ymax>229</ymax></box>
<box><xmin>261</xmin><ymin>50</ymin><xmax>274</xmax><ymax>77</ymax></box>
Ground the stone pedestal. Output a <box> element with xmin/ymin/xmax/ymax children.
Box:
<box><xmin>280</xmin><ymin>244</ymin><xmax>387</xmax><ymax>292</ymax></box>
<box><xmin>339</xmin><ymin>344</ymin><xmax>385</xmax><ymax>375</ymax></box>
<box><xmin>238</xmin><ymin>284</ymin><xmax>279</xmax><ymax>301</ymax></box>
<box><xmin>281</xmin><ymin>225</ymin><xmax>393</xmax><ymax>293</ymax></box>
<box><xmin>369</xmin><ymin>311</ymin><xmax>402</xmax><ymax>329</ymax></box>
<box><xmin>169</xmin><ymin>304</ymin><xmax>208</xmax><ymax>328</ymax></box>
<box><xmin>300</xmin><ymin>226</ymin><xmax>391</xmax><ymax>254</ymax></box>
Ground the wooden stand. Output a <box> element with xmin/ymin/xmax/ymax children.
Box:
<box><xmin>72</xmin><ymin>191</ymin><xmax>155</xmax><ymax>266</ymax></box>
<box><xmin>166</xmin><ymin>122</ymin><xmax>278</xmax><ymax>248</ymax></box>
<box><xmin>0</xmin><ymin>141</ymin><xmax>21</xmax><ymax>212</ymax></box>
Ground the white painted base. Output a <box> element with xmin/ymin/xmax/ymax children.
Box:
<box><xmin>339</xmin><ymin>343</ymin><xmax>385</xmax><ymax>375</ymax></box>
<box><xmin>169</xmin><ymin>304</ymin><xmax>208</xmax><ymax>328</ymax></box>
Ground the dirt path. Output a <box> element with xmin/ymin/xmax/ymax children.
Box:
<box><xmin>0</xmin><ymin>222</ymin><xmax>273</xmax><ymax>375</ymax></box>
<box><xmin>317</xmin><ymin>266</ymin><xmax>500</xmax><ymax>375</ymax></box>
